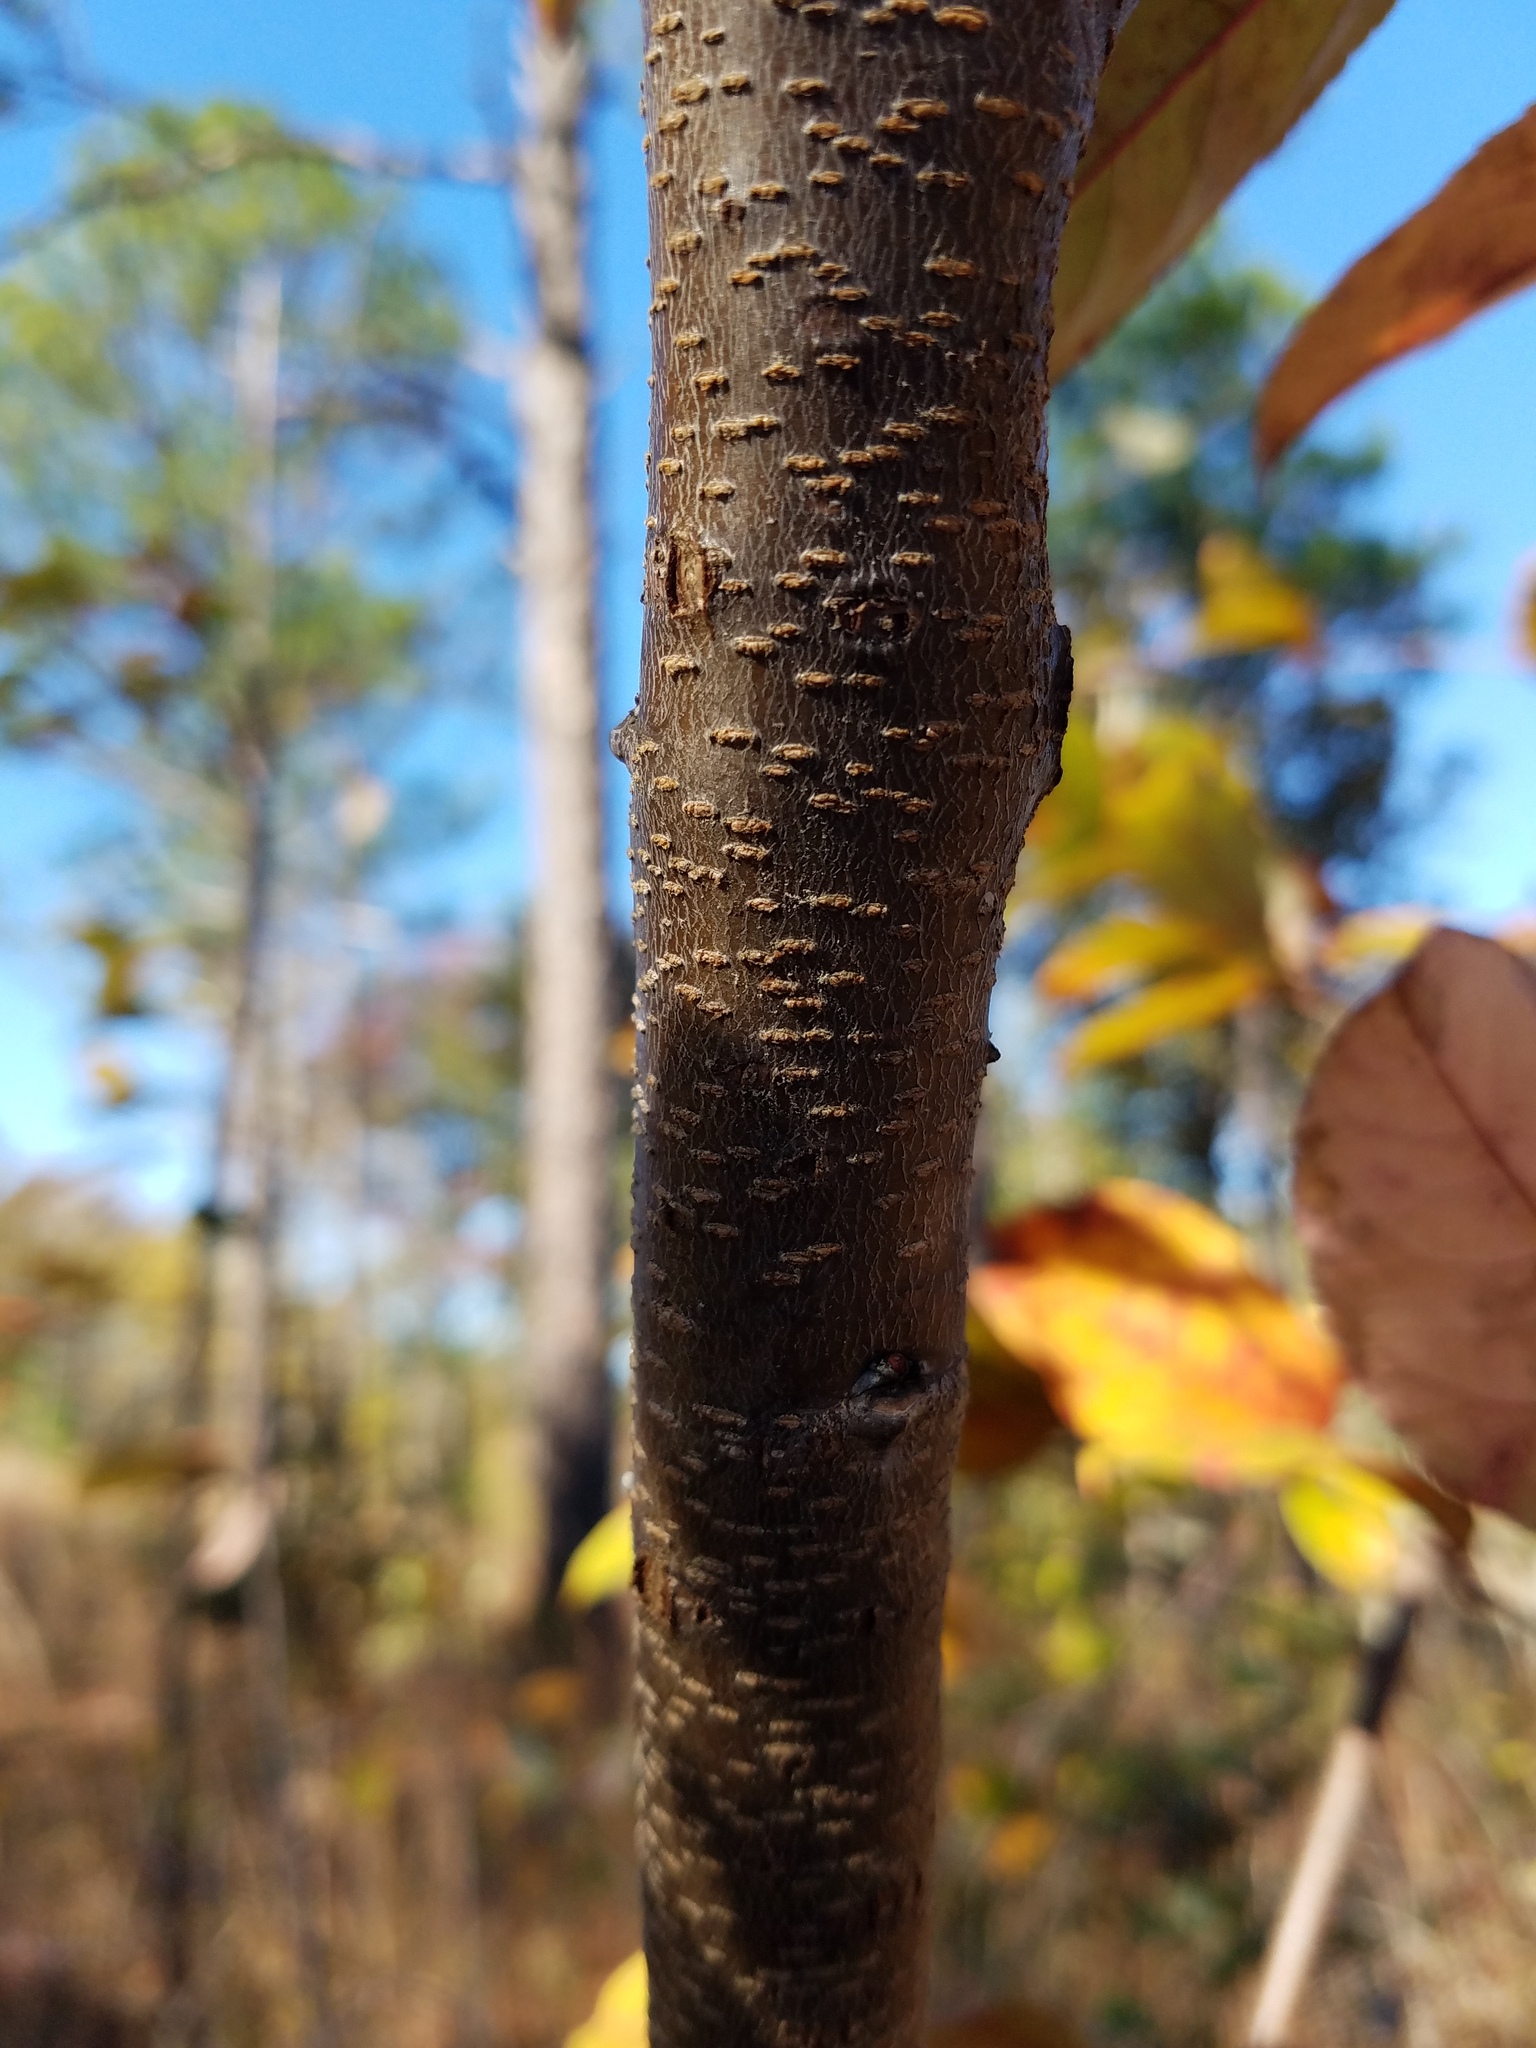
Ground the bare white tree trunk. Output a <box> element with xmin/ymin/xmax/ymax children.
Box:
<box><xmin>511</xmin><ymin>15</ymin><xmax>614</xmax><ymax>1594</ymax></box>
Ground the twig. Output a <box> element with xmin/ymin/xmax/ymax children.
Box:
<box><xmin>1246</xmin><ymin>1595</ymin><xmax>1416</xmax><ymax>2046</ymax></box>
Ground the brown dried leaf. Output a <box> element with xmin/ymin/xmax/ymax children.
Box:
<box><xmin>1258</xmin><ymin>107</ymin><xmax>1536</xmax><ymax>464</ymax></box>
<box><xmin>959</xmin><ymin>1307</ymin><xmax>1062</xmax><ymax>1474</ymax></box>
<box><xmin>931</xmin><ymin>2005</ymin><xmax>1090</xmax><ymax>2048</ymax></box>
<box><xmin>1295</xmin><ymin>927</ymin><xmax>1536</xmax><ymax>1521</ymax></box>
<box><xmin>1053</xmin><ymin>0</ymin><xmax>1395</xmax><ymax>379</ymax></box>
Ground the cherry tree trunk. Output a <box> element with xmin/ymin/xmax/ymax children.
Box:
<box><xmin>618</xmin><ymin>2</ymin><xmax>1127</xmax><ymax>2041</ymax></box>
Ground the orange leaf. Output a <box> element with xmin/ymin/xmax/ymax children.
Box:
<box><xmin>982</xmin><ymin>1812</ymin><xmax>1057</xmax><ymax>1881</ymax></box>
<box><xmin>988</xmin><ymin>1177</ymin><xmax>1255</xmax><ymax>1286</ymax></box>
<box><xmin>1295</xmin><ymin>927</ymin><xmax>1536</xmax><ymax>1523</ymax></box>
<box><xmin>958</xmin><ymin>1307</ymin><xmax>1062</xmax><ymax>1475</ymax></box>
<box><xmin>970</xmin><ymin>1181</ymin><xmax>1342</xmax><ymax>1489</ymax></box>
<box><xmin>1257</xmin><ymin>107</ymin><xmax>1536</xmax><ymax>464</ymax></box>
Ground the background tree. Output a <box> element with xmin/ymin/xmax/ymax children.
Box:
<box><xmin>511</xmin><ymin>0</ymin><xmax>621</xmax><ymax>1603</ymax></box>
<box><xmin>0</xmin><ymin>101</ymin><xmax>475</xmax><ymax>2036</ymax></box>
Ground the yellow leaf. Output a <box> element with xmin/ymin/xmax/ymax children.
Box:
<box><xmin>75</xmin><ymin>919</ymin><xmax>147</xmax><ymax>1018</ymax></box>
<box><xmin>1491</xmin><ymin>1739</ymin><xmax>1536</xmax><ymax>1788</ymax></box>
<box><xmin>1013</xmin><ymin>714</ymin><xmax>1116</xmax><ymax>909</ymax></box>
<box><xmin>1258</xmin><ymin>106</ymin><xmax>1536</xmax><ymax>465</ymax></box>
<box><xmin>565</xmin><ymin>1951</ymin><xmax>647</xmax><ymax>2048</ymax></box>
<box><xmin>973</xmin><ymin>1263</ymin><xmax>1336</xmax><ymax>1486</ymax></box>
<box><xmin>1317</xmin><ymin>904</ymin><xmax>1435</xmax><ymax>977</ymax></box>
<box><xmin>1116</xmin><ymin>722</ymin><xmax>1273</xmax><ymax>941</ymax></box>
<box><xmin>1193</xmin><ymin>533</ymin><xmax>1316</xmax><ymax>654</ymax></box>
<box><xmin>1279</xmin><ymin>1465</ymin><xmax>1412</xmax><ymax>1594</ymax></box>
<box><xmin>1054</xmin><ymin>0</ymin><xmax>1396</xmax><ymax>379</ymax></box>
<box><xmin>947</xmin><ymin>1763</ymin><xmax>1002</xmax><ymax>1820</ymax></box>
<box><xmin>983</xmin><ymin>1812</ymin><xmax>1058</xmax><ymax>1881</ymax></box>
<box><xmin>1061</xmin><ymin>959</ymin><xmax>1270</xmax><ymax>1070</ymax></box>
<box><xmin>1037</xmin><ymin>913</ymin><xmax>1224</xmax><ymax>1002</ymax></box>
<box><xmin>559</xmin><ymin>1503</ymin><xmax>633</xmax><ymax>1611</ymax></box>
<box><xmin>1042</xmin><ymin>1610</ymin><xmax>1114</xmax><ymax>1686</ymax></box>
<box><xmin>1021</xmin><ymin>717</ymin><xmax>1277</xmax><ymax>954</ymax></box>
<box><xmin>86</xmin><ymin>1051</ymin><xmax>138</xmax><ymax>1107</ymax></box>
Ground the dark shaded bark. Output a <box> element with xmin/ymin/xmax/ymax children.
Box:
<box><xmin>618</xmin><ymin>4</ymin><xmax>1128</xmax><ymax>2043</ymax></box>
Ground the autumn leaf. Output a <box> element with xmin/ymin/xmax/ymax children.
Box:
<box><xmin>968</xmin><ymin>1184</ymin><xmax>1442</xmax><ymax>1588</ymax></box>
<box><xmin>982</xmin><ymin>1812</ymin><xmax>1058</xmax><ymax>1882</ymax></box>
<box><xmin>1519</xmin><ymin>558</ymin><xmax>1536</xmax><ymax>667</ymax></box>
<box><xmin>1060</xmin><ymin>958</ymin><xmax>1270</xmax><ymax>1071</ymax></box>
<box><xmin>1023</xmin><ymin>719</ymin><xmax>1275</xmax><ymax>947</ymax></box>
<box><xmin>1257</xmin><ymin>106</ymin><xmax>1536</xmax><ymax>464</ymax></box>
<box><xmin>958</xmin><ymin>1307</ymin><xmax>1061</xmax><ymax>1475</ymax></box>
<box><xmin>565</xmin><ymin>1952</ymin><xmax>647</xmax><ymax>2048</ymax></box>
<box><xmin>534</xmin><ymin>0</ymin><xmax>584</xmax><ymax>38</ymax></box>
<box><xmin>1053</xmin><ymin>0</ymin><xmax>1396</xmax><ymax>379</ymax></box>
<box><xmin>559</xmin><ymin>1501</ymin><xmax>634</xmax><ymax>1610</ymax></box>
<box><xmin>1295</xmin><ymin>927</ymin><xmax>1536</xmax><ymax>1524</ymax></box>
<box><xmin>1278</xmin><ymin>1463</ymin><xmax>1413</xmax><ymax>1594</ymax></box>
<box><xmin>970</xmin><ymin>1180</ymin><xmax>1343</xmax><ymax>1490</ymax></box>
<box><xmin>988</xmin><ymin>1175</ymin><xmax>1253</xmax><ymax>1285</ymax></box>
<box><xmin>75</xmin><ymin>920</ymin><xmax>148</xmax><ymax>1019</ymax></box>
<box><xmin>930</xmin><ymin>2000</ymin><xmax>1090</xmax><ymax>2048</ymax></box>
<box><xmin>1191</xmin><ymin>532</ymin><xmax>1316</xmax><ymax>655</ymax></box>
<box><xmin>86</xmin><ymin>1051</ymin><xmax>139</xmax><ymax>1108</ymax></box>
<box><xmin>1316</xmin><ymin>904</ymin><xmax>1435</xmax><ymax>978</ymax></box>
<box><xmin>83</xmin><ymin>1427</ymin><xmax>228</xmax><ymax>1490</ymax></box>
<box><xmin>1037</xmin><ymin>912</ymin><xmax>1224</xmax><ymax>1003</ymax></box>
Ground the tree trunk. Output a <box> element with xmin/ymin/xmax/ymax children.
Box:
<box><xmin>155</xmin><ymin>265</ymin><xmax>301</xmax><ymax>2044</ymax></box>
<box><xmin>619</xmin><ymin>5</ymin><xmax>1127</xmax><ymax>2042</ymax></box>
<box><xmin>155</xmin><ymin>745</ymin><xmax>278</xmax><ymax>2048</ymax></box>
<box><xmin>513</xmin><ymin>17</ymin><xmax>617</xmax><ymax>1595</ymax></box>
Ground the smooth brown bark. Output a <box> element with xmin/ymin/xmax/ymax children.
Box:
<box><xmin>513</xmin><ymin>21</ymin><xmax>617</xmax><ymax>1594</ymax></box>
<box><xmin>619</xmin><ymin>4</ymin><xmax>1127</xmax><ymax>2043</ymax></box>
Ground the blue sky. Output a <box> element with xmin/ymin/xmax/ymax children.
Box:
<box><xmin>0</xmin><ymin>0</ymin><xmax>1534</xmax><ymax>1188</ymax></box>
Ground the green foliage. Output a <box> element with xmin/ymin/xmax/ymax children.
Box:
<box><xmin>0</xmin><ymin>102</ymin><xmax>464</xmax><ymax>776</ymax></box>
